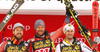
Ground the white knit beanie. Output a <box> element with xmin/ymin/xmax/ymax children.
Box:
<box><xmin>63</xmin><ymin>24</ymin><xmax>75</xmax><ymax>34</ymax></box>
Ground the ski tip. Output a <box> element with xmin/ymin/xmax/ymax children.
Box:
<box><xmin>92</xmin><ymin>1</ymin><xmax>99</xmax><ymax>6</ymax></box>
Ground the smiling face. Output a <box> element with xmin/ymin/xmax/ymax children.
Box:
<box><xmin>65</xmin><ymin>29</ymin><xmax>74</xmax><ymax>40</ymax></box>
<box><xmin>36</xmin><ymin>25</ymin><xmax>45</xmax><ymax>36</ymax></box>
<box><xmin>13</xmin><ymin>27</ymin><xmax>23</xmax><ymax>40</ymax></box>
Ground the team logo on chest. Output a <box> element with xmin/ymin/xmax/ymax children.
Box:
<box><xmin>32</xmin><ymin>39</ymin><xmax>51</xmax><ymax>50</ymax></box>
<box><xmin>7</xmin><ymin>45</ymin><xmax>26</xmax><ymax>52</ymax></box>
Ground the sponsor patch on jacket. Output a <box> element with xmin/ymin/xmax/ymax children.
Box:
<box><xmin>32</xmin><ymin>39</ymin><xmax>51</xmax><ymax>50</ymax></box>
<box><xmin>61</xmin><ymin>43</ymin><xmax>64</xmax><ymax>46</ymax></box>
<box><xmin>7</xmin><ymin>41</ymin><xmax>11</xmax><ymax>45</ymax></box>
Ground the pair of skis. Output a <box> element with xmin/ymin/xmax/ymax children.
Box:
<box><xmin>63</xmin><ymin>0</ymin><xmax>99</xmax><ymax>52</ymax></box>
<box><xmin>0</xmin><ymin>0</ymin><xmax>24</xmax><ymax>32</ymax></box>
<box><xmin>92</xmin><ymin>1</ymin><xmax>99</xmax><ymax>52</ymax></box>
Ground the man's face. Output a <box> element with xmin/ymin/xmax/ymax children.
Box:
<box><xmin>13</xmin><ymin>27</ymin><xmax>23</xmax><ymax>40</ymax></box>
<box><xmin>65</xmin><ymin>29</ymin><xmax>74</xmax><ymax>39</ymax></box>
<box><xmin>36</xmin><ymin>25</ymin><xmax>45</xmax><ymax>36</ymax></box>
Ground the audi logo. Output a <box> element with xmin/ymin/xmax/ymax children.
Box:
<box><xmin>55</xmin><ymin>38</ymin><xmax>86</xmax><ymax>43</ymax></box>
<box><xmin>3</xmin><ymin>37</ymin><xmax>11</xmax><ymax>41</ymax></box>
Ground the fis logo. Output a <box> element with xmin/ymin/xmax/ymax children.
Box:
<box><xmin>3</xmin><ymin>3</ymin><xmax>19</xmax><ymax>23</ymax></box>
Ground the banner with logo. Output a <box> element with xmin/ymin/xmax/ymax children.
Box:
<box><xmin>0</xmin><ymin>0</ymin><xmax>100</xmax><ymax>10</ymax></box>
<box><xmin>0</xmin><ymin>14</ymin><xmax>100</xmax><ymax>51</ymax></box>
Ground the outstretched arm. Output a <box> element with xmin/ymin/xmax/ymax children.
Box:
<box><xmin>51</xmin><ymin>15</ymin><xmax>70</xmax><ymax>42</ymax></box>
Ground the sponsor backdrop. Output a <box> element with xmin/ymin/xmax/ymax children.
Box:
<box><xmin>0</xmin><ymin>14</ymin><xmax>100</xmax><ymax>51</ymax></box>
<box><xmin>0</xmin><ymin>0</ymin><xmax>100</xmax><ymax>10</ymax></box>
